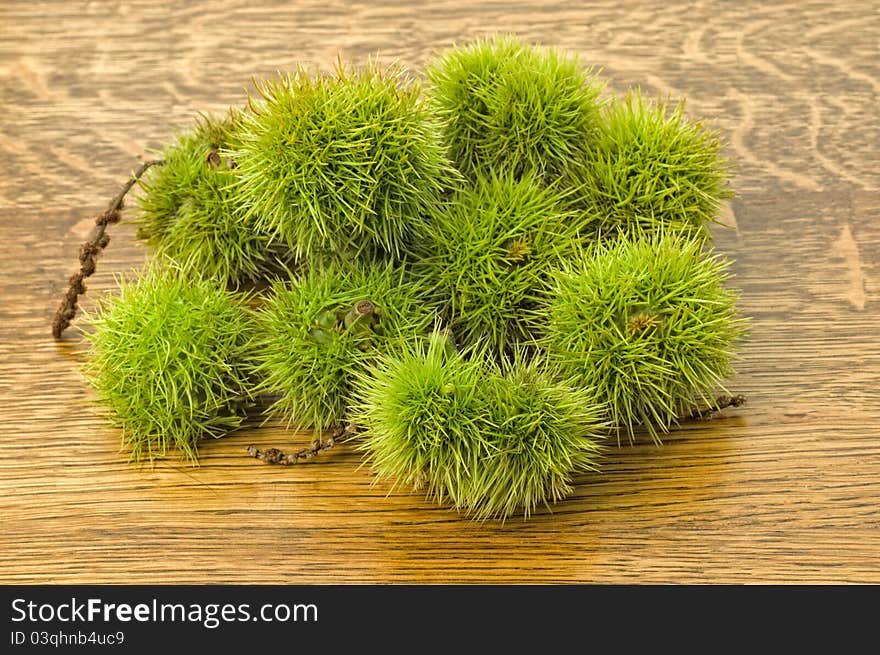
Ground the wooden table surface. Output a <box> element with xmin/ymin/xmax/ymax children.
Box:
<box><xmin>1</xmin><ymin>0</ymin><xmax>878</xmax><ymax>584</ymax></box>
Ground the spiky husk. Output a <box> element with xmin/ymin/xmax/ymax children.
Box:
<box><xmin>231</xmin><ymin>62</ymin><xmax>457</xmax><ymax>260</ymax></box>
<box><xmin>467</xmin><ymin>355</ymin><xmax>606</xmax><ymax>520</ymax></box>
<box><xmin>353</xmin><ymin>333</ymin><xmax>606</xmax><ymax>520</ymax></box>
<box><xmin>136</xmin><ymin>110</ymin><xmax>284</xmax><ymax>286</ymax></box>
<box><xmin>426</xmin><ymin>34</ymin><xmax>605</xmax><ymax>181</ymax></box>
<box><xmin>253</xmin><ymin>263</ymin><xmax>435</xmax><ymax>434</ymax></box>
<box><xmin>570</xmin><ymin>90</ymin><xmax>732</xmax><ymax>237</ymax></box>
<box><xmin>412</xmin><ymin>173</ymin><xmax>587</xmax><ymax>355</ymax></box>
<box><xmin>538</xmin><ymin>231</ymin><xmax>747</xmax><ymax>442</ymax></box>
<box><xmin>82</xmin><ymin>266</ymin><xmax>255</xmax><ymax>462</ymax></box>
<box><xmin>352</xmin><ymin>332</ymin><xmax>487</xmax><ymax>508</ymax></box>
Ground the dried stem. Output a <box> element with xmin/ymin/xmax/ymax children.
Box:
<box><xmin>685</xmin><ymin>394</ymin><xmax>746</xmax><ymax>421</ymax></box>
<box><xmin>247</xmin><ymin>423</ymin><xmax>358</xmax><ymax>466</ymax></box>
<box><xmin>246</xmin><ymin>439</ymin><xmax>335</xmax><ymax>465</ymax></box>
<box><xmin>51</xmin><ymin>159</ymin><xmax>165</xmax><ymax>339</ymax></box>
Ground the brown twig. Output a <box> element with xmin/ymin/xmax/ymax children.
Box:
<box><xmin>685</xmin><ymin>394</ymin><xmax>746</xmax><ymax>421</ymax></box>
<box><xmin>246</xmin><ymin>423</ymin><xmax>359</xmax><ymax>466</ymax></box>
<box><xmin>51</xmin><ymin>159</ymin><xmax>165</xmax><ymax>339</ymax></box>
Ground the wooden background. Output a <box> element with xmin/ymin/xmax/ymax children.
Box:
<box><xmin>1</xmin><ymin>0</ymin><xmax>878</xmax><ymax>584</ymax></box>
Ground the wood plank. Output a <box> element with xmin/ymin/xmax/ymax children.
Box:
<box><xmin>1</xmin><ymin>0</ymin><xmax>878</xmax><ymax>583</ymax></box>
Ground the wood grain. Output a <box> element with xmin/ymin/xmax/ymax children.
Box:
<box><xmin>1</xmin><ymin>0</ymin><xmax>878</xmax><ymax>584</ymax></box>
